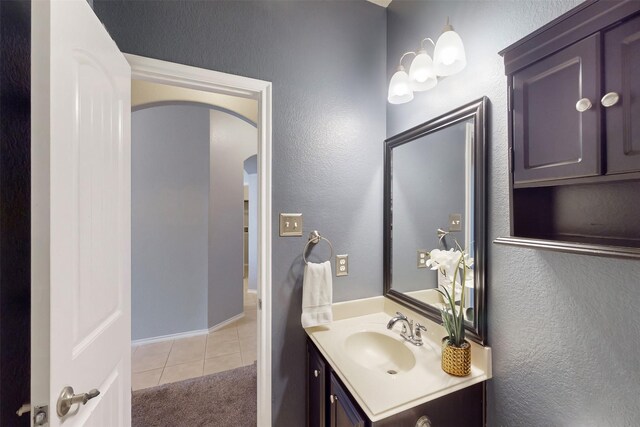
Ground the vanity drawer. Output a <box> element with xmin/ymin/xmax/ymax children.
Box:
<box><xmin>369</xmin><ymin>382</ymin><xmax>484</xmax><ymax>427</ymax></box>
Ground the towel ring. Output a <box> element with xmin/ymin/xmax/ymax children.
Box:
<box><xmin>303</xmin><ymin>231</ymin><xmax>334</xmax><ymax>265</ymax></box>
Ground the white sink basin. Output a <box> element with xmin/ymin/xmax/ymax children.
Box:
<box><xmin>344</xmin><ymin>331</ymin><xmax>416</xmax><ymax>374</ymax></box>
<box><xmin>306</xmin><ymin>309</ymin><xmax>492</xmax><ymax>422</ymax></box>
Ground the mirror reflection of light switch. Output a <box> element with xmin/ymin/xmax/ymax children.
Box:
<box><xmin>449</xmin><ymin>213</ymin><xmax>462</xmax><ymax>232</ymax></box>
<box><xmin>417</xmin><ymin>250</ymin><xmax>429</xmax><ymax>269</ymax></box>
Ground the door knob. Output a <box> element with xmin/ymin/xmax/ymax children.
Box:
<box><xmin>313</xmin><ymin>369</ymin><xmax>319</xmax><ymax>378</ymax></box>
<box><xmin>56</xmin><ymin>386</ymin><xmax>100</xmax><ymax>417</ymax></box>
<box><xmin>601</xmin><ymin>92</ymin><xmax>620</xmax><ymax>108</ymax></box>
<box><xmin>330</xmin><ymin>394</ymin><xmax>338</xmax><ymax>404</ymax></box>
<box><xmin>575</xmin><ymin>98</ymin><xmax>593</xmax><ymax>112</ymax></box>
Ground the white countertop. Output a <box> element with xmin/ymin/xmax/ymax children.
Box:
<box><xmin>305</xmin><ymin>296</ymin><xmax>492</xmax><ymax>422</ymax></box>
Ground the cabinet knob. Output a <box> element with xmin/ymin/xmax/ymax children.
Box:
<box><xmin>601</xmin><ymin>92</ymin><xmax>620</xmax><ymax>108</ymax></box>
<box><xmin>575</xmin><ymin>98</ymin><xmax>593</xmax><ymax>112</ymax></box>
<box><xmin>313</xmin><ymin>369</ymin><xmax>319</xmax><ymax>378</ymax></box>
<box><xmin>416</xmin><ymin>416</ymin><xmax>432</xmax><ymax>427</ymax></box>
<box><xmin>330</xmin><ymin>394</ymin><xmax>338</xmax><ymax>404</ymax></box>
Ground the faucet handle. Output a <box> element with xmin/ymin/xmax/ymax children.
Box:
<box><xmin>414</xmin><ymin>323</ymin><xmax>427</xmax><ymax>340</ymax></box>
<box><xmin>404</xmin><ymin>319</ymin><xmax>414</xmax><ymax>334</ymax></box>
<box><xmin>395</xmin><ymin>311</ymin><xmax>407</xmax><ymax>319</ymax></box>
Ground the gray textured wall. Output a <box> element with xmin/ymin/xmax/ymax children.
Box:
<box><xmin>387</xmin><ymin>1</ymin><xmax>640</xmax><ymax>425</ymax></box>
<box><xmin>392</xmin><ymin>122</ymin><xmax>466</xmax><ymax>293</ymax></box>
<box><xmin>94</xmin><ymin>2</ymin><xmax>387</xmax><ymax>422</ymax></box>
<box><xmin>132</xmin><ymin>105</ymin><xmax>210</xmax><ymax>340</ymax></box>
<box><xmin>208</xmin><ymin>109</ymin><xmax>257</xmax><ymax>328</ymax></box>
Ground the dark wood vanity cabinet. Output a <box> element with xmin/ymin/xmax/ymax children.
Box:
<box><xmin>307</xmin><ymin>340</ymin><xmax>484</xmax><ymax>427</ymax></box>
<box><xmin>308</xmin><ymin>340</ymin><xmax>327</xmax><ymax>427</ymax></box>
<box><xmin>499</xmin><ymin>0</ymin><xmax>640</xmax><ymax>258</ymax></box>
<box><xmin>307</xmin><ymin>340</ymin><xmax>366</xmax><ymax>427</ymax></box>
<box><xmin>329</xmin><ymin>374</ymin><xmax>366</xmax><ymax>427</ymax></box>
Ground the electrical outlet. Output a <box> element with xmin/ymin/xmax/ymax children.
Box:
<box><xmin>336</xmin><ymin>254</ymin><xmax>348</xmax><ymax>276</ymax></box>
<box><xmin>417</xmin><ymin>250</ymin><xmax>429</xmax><ymax>268</ymax></box>
<box><xmin>449</xmin><ymin>213</ymin><xmax>462</xmax><ymax>232</ymax></box>
<box><xmin>279</xmin><ymin>213</ymin><xmax>303</xmax><ymax>236</ymax></box>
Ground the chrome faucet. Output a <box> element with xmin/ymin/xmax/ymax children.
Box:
<box><xmin>387</xmin><ymin>312</ymin><xmax>413</xmax><ymax>339</ymax></box>
<box><xmin>387</xmin><ymin>312</ymin><xmax>427</xmax><ymax>346</ymax></box>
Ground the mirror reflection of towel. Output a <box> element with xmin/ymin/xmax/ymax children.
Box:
<box><xmin>301</xmin><ymin>261</ymin><xmax>333</xmax><ymax>328</ymax></box>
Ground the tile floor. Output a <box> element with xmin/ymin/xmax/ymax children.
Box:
<box><xmin>131</xmin><ymin>289</ymin><xmax>258</xmax><ymax>391</ymax></box>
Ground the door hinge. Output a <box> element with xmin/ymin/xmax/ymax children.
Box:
<box><xmin>258</xmin><ymin>298</ymin><xmax>262</xmax><ymax>310</ymax></box>
<box><xmin>508</xmin><ymin>85</ymin><xmax>513</xmax><ymax>112</ymax></box>
<box><xmin>33</xmin><ymin>405</ymin><xmax>49</xmax><ymax>426</ymax></box>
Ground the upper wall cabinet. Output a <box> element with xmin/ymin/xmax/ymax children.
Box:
<box><xmin>604</xmin><ymin>15</ymin><xmax>640</xmax><ymax>175</ymax></box>
<box><xmin>512</xmin><ymin>32</ymin><xmax>601</xmax><ymax>184</ymax></box>
<box><xmin>498</xmin><ymin>0</ymin><xmax>640</xmax><ymax>258</ymax></box>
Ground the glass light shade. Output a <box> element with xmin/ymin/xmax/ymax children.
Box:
<box><xmin>409</xmin><ymin>51</ymin><xmax>438</xmax><ymax>91</ymax></box>
<box><xmin>433</xmin><ymin>30</ymin><xmax>466</xmax><ymax>76</ymax></box>
<box><xmin>387</xmin><ymin>66</ymin><xmax>414</xmax><ymax>104</ymax></box>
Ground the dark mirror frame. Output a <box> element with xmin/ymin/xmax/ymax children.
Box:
<box><xmin>384</xmin><ymin>97</ymin><xmax>488</xmax><ymax>345</ymax></box>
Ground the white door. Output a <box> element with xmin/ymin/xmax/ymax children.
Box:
<box><xmin>32</xmin><ymin>0</ymin><xmax>131</xmax><ymax>425</ymax></box>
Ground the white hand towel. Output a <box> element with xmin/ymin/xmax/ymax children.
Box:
<box><xmin>301</xmin><ymin>261</ymin><xmax>333</xmax><ymax>328</ymax></box>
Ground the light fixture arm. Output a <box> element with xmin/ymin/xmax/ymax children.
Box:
<box><xmin>420</xmin><ymin>37</ymin><xmax>436</xmax><ymax>54</ymax></box>
<box><xmin>398</xmin><ymin>51</ymin><xmax>416</xmax><ymax>69</ymax></box>
<box><xmin>442</xmin><ymin>16</ymin><xmax>454</xmax><ymax>33</ymax></box>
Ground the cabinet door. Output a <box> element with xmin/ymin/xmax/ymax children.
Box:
<box><xmin>604</xmin><ymin>14</ymin><xmax>640</xmax><ymax>174</ymax></box>
<box><xmin>329</xmin><ymin>373</ymin><xmax>366</xmax><ymax>427</ymax></box>
<box><xmin>513</xmin><ymin>33</ymin><xmax>601</xmax><ymax>185</ymax></box>
<box><xmin>307</xmin><ymin>342</ymin><xmax>326</xmax><ymax>427</ymax></box>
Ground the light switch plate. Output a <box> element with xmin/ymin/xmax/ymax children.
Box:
<box><xmin>449</xmin><ymin>213</ymin><xmax>462</xmax><ymax>232</ymax></box>
<box><xmin>336</xmin><ymin>254</ymin><xmax>348</xmax><ymax>276</ymax></box>
<box><xmin>279</xmin><ymin>213</ymin><xmax>303</xmax><ymax>237</ymax></box>
<box><xmin>417</xmin><ymin>250</ymin><xmax>429</xmax><ymax>268</ymax></box>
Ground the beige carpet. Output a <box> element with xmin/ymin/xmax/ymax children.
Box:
<box><xmin>132</xmin><ymin>363</ymin><xmax>257</xmax><ymax>427</ymax></box>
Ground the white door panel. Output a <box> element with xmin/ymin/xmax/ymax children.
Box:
<box><xmin>32</xmin><ymin>0</ymin><xmax>131</xmax><ymax>425</ymax></box>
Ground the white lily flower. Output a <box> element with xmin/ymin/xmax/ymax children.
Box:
<box><xmin>426</xmin><ymin>248</ymin><xmax>471</xmax><ymax>279</ymax></box>
<box><xmin>426</xmin><ymin>241</ymin><xmax>473</xmax><ymax>348</ymax></box>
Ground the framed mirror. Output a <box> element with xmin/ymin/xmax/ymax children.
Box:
<box><xmin>384</xmin><ymin>97</ymin><xmax>487</xmax><ymax>344</ymax></box>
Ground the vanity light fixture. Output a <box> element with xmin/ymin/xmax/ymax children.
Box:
<box><xmin>387</xmin><ymin>51</ymin><xmax>416</xmax><ymax>104</ymax></box>
<box><xmin>433</xmin><ymin>17</ymin><xmax>467</xmax><ymax>76</ymax></box>
<box><xmin>388</xmin><ymin>18</ymin><xmax>466</xmax><ymax>104</ymax></box>
<box><xmin>409</xmin><ymin>38</ymin><xmax>438</xmax><ymax>92</ymax></box>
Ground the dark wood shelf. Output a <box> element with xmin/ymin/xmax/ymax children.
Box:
<box><xmin>513</xmin><ymin>171</ymin><xmax>640</xmax><ymax>189</ymax></box>
<box><xmin>494</xmin><ymin>236</ymin><xmax>640</xmax><ymax>259</ymax></box>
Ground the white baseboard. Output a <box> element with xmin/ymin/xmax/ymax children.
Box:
<box><xmin>208</xmin><ymin>312</ymin><xmax>245</xmax><ymax>333</ymax></box>
<box><xmin>132</xmin><ymin>328</ymin><xmax>209</xmax><ymax>346</ymax></box>
<box><xmin>132</xmin><ymin>312</ymin><xmax>246</xmax><ymax>346</ymax></box>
